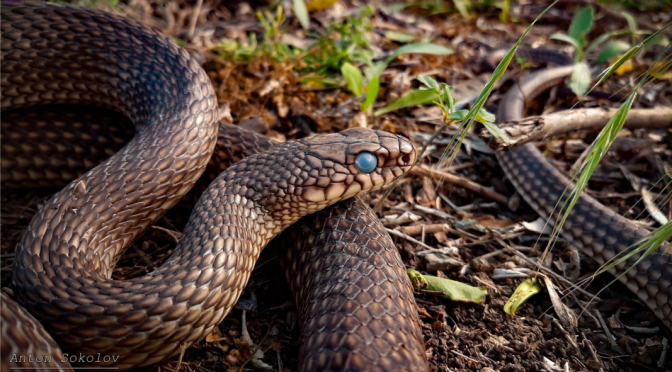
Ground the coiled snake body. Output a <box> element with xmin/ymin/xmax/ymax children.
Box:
<box><xmin>1</xmin><ymin>3</ymin><xmax>428</xmax><ymax>371</ymax></box>
<box><xmin>2</xmin><ymin>2</ymin><xmax>670</xmax><ymax>371</ymax></box>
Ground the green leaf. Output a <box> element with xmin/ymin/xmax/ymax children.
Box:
<box><xmin>385</xmin><ymin>30</ymin><xmax>416</xmax><ymax>43</ymax></box>
<box><xmin>482</xmin><ymin>121</ymin><xmax>511</xmax><ymax>145</ymax></box>
<box><xmin>407</xmin><ymin>269</ymin><xmax>488</xmax><ymax>304</ymax></box>
<box><xmin>621</xmin><ymin>11</ymin><xmax>638</xmax><ymax>35</ymax></box>
<box><xmin>453</xmin><ymin>0</ymin><xmax>471</xmax><ymax>18</ymax></box>
<box><xmin>568</xmin><ymin>6</ymin><xmax>594</xmax><ymax>41</ymax></box>
<box><xmin>417</xmin><ymin>75</ymin><xmax>439</xmax><ymax>91</ymax></box>
<box><xmin>550</xmin><ymin>33</ymin><xmax>581</xmax><ymax>51</ymax></box>
<box><xmin>650</xmin><ymin>33</ymin><xmax>670</xmax><ymax>47</ymax></box>
<box><xmin>299</xmin><ymin>76</ymin><xmax>342</xmax><ymax>89</ymax></box>
<box><xmin>590</xmin><ymin>22</ymin><xmax>671</xmax><ymax>92</ymax></box>
<box><xmin>305</xmin><ymin>0</ymin><xmax>340</xmax><ymax>12</ymax></box>
<box><xmin>439</xmin><ymin>83</ymin><xmax>455</xmax><ymax>111</ymax></box>
<box><xmin>363</xmin><ymin>62</ymin><xmax>387</xmax><ymax>80</ymax></box>
<box><xmin>597</xmin><ymin>41</ymin><xmax>632</xmax><ymax>63</ymax></box>
<box><xmin>449</xmin><ymin>109</ymin><xmax>470</xmax><ymax>121</ymax></box>
<box><xmin>384</xmin><ymin>3</ymin><xmax>407</xmax><ymax>12</ymax></box>
<box><xmin>504</xmin><ymin>278</ymin><xmax>542</xmax><ymax>315</ymax></box>
<box><xmin>585</xmin><ymin>32</ymin><xmax>616</xmax><ymax>56</ymax></box>
<box><xmin>374</xmin><ymin>89</ymin><xmax>437</xmax><ymax>116</ymax></box>
<box><xmin>475</xmin><ymin>108</ymin><xmax>496</xmax><ymax>123</ymax></box>
<box><xmin>386</xmin><ymin>43</ymin><xmax>453</xmax><ymax>64</ymax></box>
<box><xmin>361</xmin><ymin>76</ymin><xmax>380</xmax><ymax>113</ymax></box>
<box><xmin>569</xmin><ymin>61</ymin><xmax>591</xmax><ymax>96</ymax></box>
<box><xmin>341</xmin><ymin>62</ymin><xmax>363</xmax><ymax>97</ymax></box>
<box><xmin>293</xmin><ymin>0</ymin><xmax>310</xmax><ymax>30</ymax></box>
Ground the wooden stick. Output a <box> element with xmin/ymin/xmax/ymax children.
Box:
<box><xmin>410</xmin><ymin>165</ymin><xmax>509</xmax><ymax>205</ymax></box>
<box><xmin>480</xmin><ymin>107</ymin><xmax>672</xmax><ymax>150</ymax></box>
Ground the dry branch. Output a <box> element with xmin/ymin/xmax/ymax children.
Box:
<box><xmin>410</xmin><ymin>165</ymin><xmax>509</xmax><ymax>205</ymax></box>
<box><xmin>480</xmin><ymin>107</ymin><xmax>672</xmax><ymax>150</ymax></box>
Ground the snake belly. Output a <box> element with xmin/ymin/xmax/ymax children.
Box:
<box><xmin>0</xmin><ymin>2</ymin><xmax>426</xmax><ymax>371</ymax></box>
<box><xmin>496</xmin><ymin>66</ymin><xmax>671</xmax><ymax>327</ymax></box>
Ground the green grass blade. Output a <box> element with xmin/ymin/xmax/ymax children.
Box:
<box><xmin>546</xmin><ymin>92</ymin><xmax>637</xmax><ymax>254</ymax></box>
<box><xmin>545</xmin><ymin>46</ymin><xmax>670</xmax><ymax>262</ymax></box>
<box><xmin>385</xmin><ymin>43</ymin><xmax>453</xmax><ymax>64</ymax></box>
<box><xmin>293</xmin><ymin>0</ymin><xmax>310</xmax><ymax>30</ymax></box>
<box><xmin>589</xmin><ymin>22</ymin><xmax>671</xmax><ymax>93</ymax></box>
<box><xmin>374</xmin><ymin>89</ymin><xmax>437</xmax><ymax>116</ymax></box>
<box><xmin>341</xmin><ymin>62</ymin><xmax>363</xmax><ymax>97</ymax></box>
<box><xmin>439</xmin><ymin>0</ymin><xmax>561</xmax><ymax>168</ymax></box>
<box><xmin>361</xmin><ymin>76</ymin><xmax>380</xmax><ymax>113</ymax></box>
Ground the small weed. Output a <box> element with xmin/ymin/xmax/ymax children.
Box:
<box><xmin>551</xmin><ymin>6</ymin><xmax>670</xmax><ymax>95</ymax></box>
<box><xmin>212</xmin><ymin>6</ymin><xmax>300</xmax><ymax>62</ymax></box>
<box><xmin>299</xmin><ymin>6</ymin><xmax>375</xmax><ymax>75</ymax></box>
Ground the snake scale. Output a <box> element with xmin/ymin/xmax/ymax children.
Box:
<box><xmin>0</xmin><ymin>2</ymin><xmax>427</xmax><ymax>371</ymax></box>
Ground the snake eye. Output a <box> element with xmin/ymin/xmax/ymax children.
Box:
<box><xmin>355</xmin><ymin>152</ymin><xmax>377</xmax><ymax>173</ymax></box>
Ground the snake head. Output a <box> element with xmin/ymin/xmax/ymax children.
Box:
<box><xmin>220</xmin><ymin>127</ymin><xmax>417</xmax><ymax>232</ymax></box>
<box><xmin>297</xmin><ymin>127</ymin><xmax>417</xmax><ymax>204</ymax></box>
<box><xmin>194</xmin><ymin>128</ymin><xmax>418</xmax><ymax>238</ymax></box>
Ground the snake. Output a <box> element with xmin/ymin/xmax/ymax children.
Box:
<box><xmin>0</xmin><ymin>2</ymin><xmax>429</xmax><ymax>371</ymax></box>
<box><xmin>1</xmin><ymin>2</ymin><xmax>670</xmax><ymax>371</ymax></box>
<box><xmin>496</xmin><ymin>65</ymin><xmax>672</xmax><ymax>328</ymax></box>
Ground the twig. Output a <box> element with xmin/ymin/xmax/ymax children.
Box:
<box><xmin>374</xmin><ymin>120</ymin><xmax>450</xmax><ymax>213</ymax></box>
<box><xmin>550</xmin><ymin>317</ymin><xmax>579</xmax><ymax>350</ymax></box>
<box><xmin>410</xmin><ymin>165</ymin><xmax>509</xmax><ymax>205</ymax></box>
<box><xmin>658</xmin><ymin>337</ymin><xmax>668</xmax><ymax>369</ymax></box>
<box><xmin>594</xmin><ymin>310</ymin><xmax>620</xmax><ymax>351</ymax></box>
<box><xmin>172</xmin><ymin>343</ymin><xmax>187</xmax><ymax>372</ymax></box>
<box><xmin>386</xmin><ymin>228</ymin><xmax>435</xmax><ymax>251</ymax></box>
<box><xmin>187</xmin><ymin>0</ymin><xmax>204</xmax><ymax>39</ymax></box>
<box><xmin>400</xmin><ymin>223</ymin><xmax>454</xmax><ymax>236</ymax></box>
<box><xmin>480</xmin><ymin>107</ymin><xmax>672</xmax><ymax>150</ymax></box>
<box><xmin>413</xmin><ymin>204</ymin><xmax>453</xmax><ymax>219</ymax></box>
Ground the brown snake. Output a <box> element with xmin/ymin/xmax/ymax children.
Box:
<box><xmin>1</xmin><ymin>1</ymin><xmax>670</xmax><ymax>371</ymax></box>
<box><xmin>0</xmin><ymin>2</ymin><xmax>428</xmax><ymax>371</ymax></box>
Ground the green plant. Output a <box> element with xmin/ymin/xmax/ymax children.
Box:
<box><xmin>212</xmin><ymin>6</ymin><xmax>300</xmax><ymax>62</ymax></box>
<box><xmin>373</xmin><ymin>0</ymin><xmax>562</xmax><ymax>214</ymax></box>
<box><xmin>500</xmin><ymin>0</ymin><xmax>510</xmax><ymax>22</ymax></box>
<box><xmin>548</xmin><ymin>25</ymin><xmax>672</xmax><ymax>264</ymax></box>
<box><xmin>293</xmin><ymin>0</ymin><xmax>310</xmax><ymax>31</ymax></box>
<box><xmin>299</xmin><ymin>6</ymin><xmax>375</xmax><ymax>75</ymax></box>
<box><xmin>550</xmin><ymin>7</ymin><xmax>670</xmax><ymax>96</ymax></box>
<box><xmin>550</xmin><ymin>6</ymin><xmax>595</xmax><ymax>96</ymax></box>
<box><xmin>341</xmin><ymin>43</ymin><xmax>453</xmax><ymax>114</ymax></box>
<box><xmin>513</xmin><ymin>25</ymin><xmax>672</xmax><ymax>312</ymax></box>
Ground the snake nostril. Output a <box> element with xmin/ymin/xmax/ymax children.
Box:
<box><xmin>401</xmin><ymin>154</ymin><xmax>411</xmax><ymax>164</ymax></box>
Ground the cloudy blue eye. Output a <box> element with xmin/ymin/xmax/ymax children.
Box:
<box><xmin>355</xmin><ymin>152</ymin><xmax>377</xmax><ymax>173</ymax></box>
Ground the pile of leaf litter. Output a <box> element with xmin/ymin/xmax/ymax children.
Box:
<box><xmin>2</xmin><ymin>0</ymin><xmax>671</xmax><ymax>371</ymax></box>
